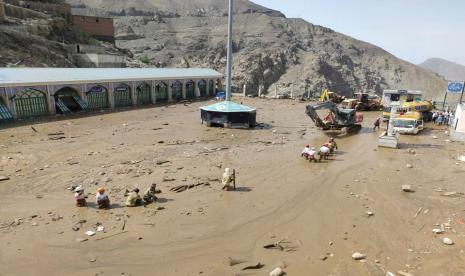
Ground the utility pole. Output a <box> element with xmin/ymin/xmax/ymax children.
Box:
<box><xmin>225</xmin><ymin>0</ymin><xmax>233</xmax><ymax>101</ymax></box>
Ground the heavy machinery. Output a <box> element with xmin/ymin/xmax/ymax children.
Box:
<box><xmin>341</xmin><ymin>92</ymin><xmax>382</xmax><ymax>111</ymax></box>
<box><xmin>392</xmin><ymin>112</ymin><xmax>424</xmax><ymax>135</ymax></box>
<box><xmin>382</xmin><ymin>100</ymin><xmax>433</xmax><ymax>121</ymax></box>
<box><xmin>306</xmin><ymin>101</ymin><xmax>363</xmax><ymax>134</ymax></box>
<box><xmin>319</xmin><ymin>89</ymin><xmax>345</xmax><ymax>104</ymax></box>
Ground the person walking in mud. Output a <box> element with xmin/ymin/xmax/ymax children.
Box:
<box><xmin>222</xmin><ymin>168</ymin><xmax>235</xmax><ymax>191</ymax></box>
<box><xmin>373</xmin><ymin>118</ymin><xmax>380</xmax><ymax>131</ymax></box>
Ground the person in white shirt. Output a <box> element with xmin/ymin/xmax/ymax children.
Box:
<box><xmin>319</xmin><ymin>145</ymin><xmax>330</xmax><ymax>160</ymax></box>
<box><xmin>301</xmin><ymin>145</ymin><xmax>311</xmax><ymax>159</ymax></box>
<box><xmin>96</xmin><ymin>187</ymin><xmax>110</xmax><ymax>209</ymax></box>
<box><xmin>74</xmin><ymin>186</ymin><xmax>86</xmax><ymax>207</ymax></box>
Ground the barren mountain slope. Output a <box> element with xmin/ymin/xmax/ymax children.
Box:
<box><xmin>420</xmin><ymin>58</ymin><xmax>465</xmax><ymax>81</ymax></box>
<box><xmin>67</xmin><ymin>0</ymin><xmax>446</xmax><ymax>98</ymax></box>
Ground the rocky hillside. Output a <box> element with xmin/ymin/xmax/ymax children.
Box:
<box><xmin>420</xmin><ymin>58</ymin><xmax>465</xmax><ymax>81</ymax></box>
<box><xmin>21</xmin><ymin>0</ymin><xmax>446</xmax><ymax>98</ymax></box>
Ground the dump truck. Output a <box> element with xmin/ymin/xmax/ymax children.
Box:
<box><xmin>306</xmin><ymin>101</ymin><xmax>363</xmax><ymax>134</ymax></box>
<box><xmin>382</xmin><ymin>100</ymin><xmax>433</xmax><ymax>121</ymax></box>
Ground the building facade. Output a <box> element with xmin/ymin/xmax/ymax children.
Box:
<box><xmin>0</xmin><ymin>68</ymin><xmax>222</xmax><ymax>122</ymax></box>
<box><xmin>71</xmin><ymin>15</ymin><xmax>115</xmax><ymax>43</ymax></box>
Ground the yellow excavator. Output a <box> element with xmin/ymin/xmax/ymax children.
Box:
<box><xmin>319</xmin><ymin>89</ymin><xmax>344</xmax><ymax>103</ymax></box>
<box><xmin>382</xmin><ymin>100</ymin><xmax>433</xmax><ymax>121</ymax></box>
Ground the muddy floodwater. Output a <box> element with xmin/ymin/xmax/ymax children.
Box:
<box><xmin>1</xmin><ymin>98</ymin><xmax>465</xmax><ymax>276</ymax></box>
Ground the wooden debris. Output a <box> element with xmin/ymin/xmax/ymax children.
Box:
<box><xmin>170</xmin><ymin>182</ymin><xmax>210</xmax><ymax>193</ymax></box>
<box><xmin>94</xmin><ymin>231</ymin><xmax>129</xmax><ymax>241</ymax></box>
<box><xmin>242</xmin><ymin>262</ymin><xmax>264</xmax><ymax>270</ymax></box>
<box><xmin>414</xmin><ymin>207</ymin><xmax>423</xmax><ymax>218</ymax></box>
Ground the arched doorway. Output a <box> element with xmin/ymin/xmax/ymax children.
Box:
<box><xmin>86</xmin><ymin>85</ymin><xmax>109</xmax><ymax>110</ymax></box>
<box><xmin>0</xmin><ymin>97</ymin><xmax>13</xmax><ymax>122</ymax></box>
<box><xmin>209</xmin><ymin>80</ymin><xmax>215</xmax><ymax>96</ymax></box>
<box><xmin>186</xmin><ymin>80</ymin><xmax>195</xmax><ymax>99</ymax></box>
<box><xmin>136</xmin><ymin>82</ymin><xmax>151</xmax><ymax>105</ymax></box>
<box><xmin>155</xmin><ymin>82</ymin><xmax>168</xmax><ymax>102</ymax></box>
<box><xmin>14</xmin><ymin>88</ymin><xmax>48</xmax><ymax>119</ymax></box>
<box><xmin>198</xmin><ymin>80</ymin><xmax>207</xmax><ymax>97</ymax></box>
<box><xmin>171</xmin><ymin>81</ymin><xmax>183</xmax><ymax>102</ymax></box>
<box><xmin>54</xmin><ymin>87</ymin><xmax>86</xmax><ymax>114</ymax></box>
<box><xmin>114</xmin><ymin>83</ymin><xmax>132</xmax><ymax>107</ymax></box>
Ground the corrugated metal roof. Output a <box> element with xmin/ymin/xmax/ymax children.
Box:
<box><xmin>0</xmin><ymin>68</ymin><xmax>223</xmax><ymax>87</ymax></box>
<box><xmin>200</xmin><ymin>101</ymin><xmax>256</xmax><ymax>113</ymax></box>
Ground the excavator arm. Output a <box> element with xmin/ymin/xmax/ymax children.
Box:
<box><xmin>306</xmin><ymin>101</ymin><xmax>358</xmax><ymax>130</ymax></box>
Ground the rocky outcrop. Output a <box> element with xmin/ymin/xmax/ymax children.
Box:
<box><xmin>67</xmin><ymin>0</ymin><xmax>446</xmax><ymax>98</ymax></box>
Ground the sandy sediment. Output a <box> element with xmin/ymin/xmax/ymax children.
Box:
<box><xmin>0</xmin><ymin>98</ymin><xmax>464</xmax><ymax>275</ymax></box>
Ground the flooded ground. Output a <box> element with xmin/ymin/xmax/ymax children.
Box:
<box><xmin>0</xmin><ymin>98</ymin><xmax>464</xmax><ymax>276</ymax></box>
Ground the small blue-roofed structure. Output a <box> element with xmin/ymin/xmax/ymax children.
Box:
<box><xmin>200</xmin><ymin>0</ymin><xmax>256</xmax><ymax>129</ymax></box>
<box><xmin>200</xmin><ymin>101</ymin><xmax>256</xmax><ymax>128</ymax></box>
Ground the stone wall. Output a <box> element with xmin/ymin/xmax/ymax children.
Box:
<box><xmin>72</xmin><ymin>15</ymin><xmax>115</xmax><ymax>43</ymax></box>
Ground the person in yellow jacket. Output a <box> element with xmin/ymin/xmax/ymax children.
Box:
<box><xmin>125</xmin><ymin>188</ymin><xmax>142</xmax><ymax>207</ymax></box>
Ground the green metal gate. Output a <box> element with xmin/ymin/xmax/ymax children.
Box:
<box><xmin>209</xmin><ymin>80</ymin><xmax>215</xmax><ymax>95</ymax></box>
<box><xmin>155</xmin><ymin>82</ymin><xmax>168</xmax><ymax>102</ymax></box>
<box><xmin>198</xmin><ymin>80</ymin><xmax>207</xmax><ymax>97</ymax></box>
<box><xmin>114</xmin><ymin>84</ymin><xmax>132</xmax><ymax>107</ymax></box>
<box><xmin>14</xmin><ymin>89</ymin><xmax>49</xmax><ymax>119</ymax></box>
<box><xmin>86</xmin><ymin>86</ymin><xmax>109</xmax><ymax>110</ymax></box>
<box><xmin>137</xmin><ymin>83</ymin><xmax>151</xmax><ymax>105</ymax></box>
<box><xmin>172</xmin><ymin>81</ymin><xmax>183</xmax><ymax>102</ymax></box>
<box><xmin>186</xmin><ymin>81</ymin><xmax>195</xmax><ymax>99</ymax></box>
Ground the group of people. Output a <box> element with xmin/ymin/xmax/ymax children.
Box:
<box><xmin>432</xmin><ymin>111</ymin><xmax>454</xmax><ymax>126</ymax></box>
<box><xmin>74</xmin><ymin>183</ymin><xmax>159</xmax><ymax>208</ymax></box>
<box><xmin>301</xmin><ymin>137</ymin><xmax>338</xmax><ymax>162</ymax></box>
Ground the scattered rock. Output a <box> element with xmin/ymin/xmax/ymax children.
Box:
<box><xmin>351</xmin><ymin>252</ymin><xmax>366</xmax><ymax>260</ymax></box>
<box><xmin>397</xmin><ymin>271</ymin><xmax>414</xmax><ymax>276</ymax></box>
<box><xmin>442</xmin><ymin>237</ymin><xmax>454</xmax><ymax>245</ymax></box>
<box><xmin>31</xmin><ymin>222</ymin><xmax>38</xmax><ymax>226</ymax></box>
<box><xmin>228</xmin><ymin>257</ymin><xmax>245</xmax><ymax>266</ymax></box>
<box><xmin>442</xmin><ymin>191</ymin><xmax>459</xmax><ymax>197</ymax></box>
<box><xmin>432</xmin><ymin>228</ymin><xmax>443</xmax><ymax>234</ymax></box>
<box><xmin>366</xmin><ymin>211</ymin><xmax>374</xmax><ymax>217</ymax></box>
<box><xmin>406</xmin><ymin>163</ymin><xmax>413</xmax><ymax>169</ymax></box>
<box><xmin>269</xmin><ymin>267</ymin><xmax>284</xmax><ymax>276</ymax></box>
<box><xmin>0</xmin><ymin>176</ymin><xmax>10</xmax><ymax>181</ymax></box>
<box><xmin>76</xmin><ymin>238</ymin><xmax>88</xmax><ymax>243</ymax></box>
<box><xmin>319</xmin><ymin>255</ymin><xmax>328</xmax><ymax>261</ymax></box>
<box><xmin>402</xmin><ymin>185</ymin><xmax>414</xmax><ymax>193</ymax></box>
<box><xmin>86</xmin><ymin>230</ymin><xmax>96</xmax><ymax>236</ymax></box>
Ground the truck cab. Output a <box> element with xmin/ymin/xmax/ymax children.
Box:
<box><xmin>392</xmin><ymin>117</ymin><xmax>424</xmax><ymax>135</ymax></box>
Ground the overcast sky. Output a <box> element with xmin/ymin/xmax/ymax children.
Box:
<box><xmin>252</xmin><ymin>0</ymin><xmax>465</xmax><ymax>66</ymax></box>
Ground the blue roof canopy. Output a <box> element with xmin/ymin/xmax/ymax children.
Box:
<box><xmin>200</xmin><ymin>101</ymin><xmax>256</xmax><ymax>113</ymax></box>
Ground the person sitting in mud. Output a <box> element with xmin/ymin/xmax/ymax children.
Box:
<box><xmin>319</xmin><ymin>144</ymin><xmax>330</xmax><ymax>160</ymax></box>
<box><xmin>301</xmin><ymin>145</ymin><xmax>311</xmax><ymax>159</ymax></box>
<box><xmin>74</xmin><ymin>186</ymin><xmax>86</xmax><ymax>207</ymax></box>
<box><xmin>222</xmin><ymin>168</ymin><xmax>235</xmax><ymax>191</ymax></box>
<box><xmin>126</xmin><ymin>188</ymin><xmax>143</xmax><ymax>207</ymax></box>
<box><xmin>96</xmin><ymin>187</ymin><xmax>110</xmax><ymax>209</ymax></box>
<box><xmin>143</xmin><ymin>184</ymin><xmax>158</xmax><ymax>204</ymax></box>
<box><xmin>307</xmin><ymin>147</ymin><xmax>318</xmax><ymax>162</ymax></box>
